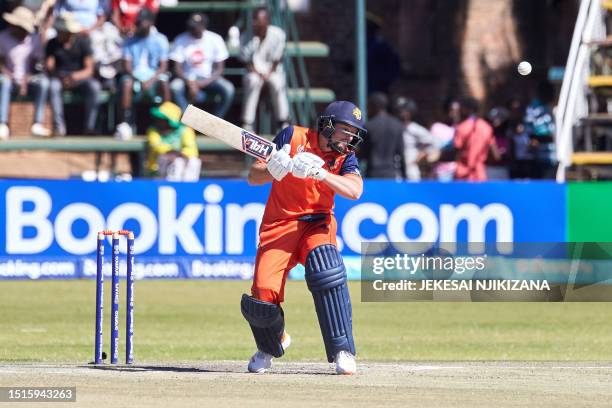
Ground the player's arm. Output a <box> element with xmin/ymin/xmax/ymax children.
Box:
<box><xmin>321</xmin><ymin>173</ymin><xmax>363</xmax><ymax>200</ymax></box>
<box><xmin>247</xmin><ymin>160</ymin><xmax>274</xmax><ymax>185</ymax></box>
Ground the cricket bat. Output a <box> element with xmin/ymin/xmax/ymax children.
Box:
<box><xmin>180</xmin><ymin>104</ymin><xmax>276</xmax><ymax>161</ymax></box>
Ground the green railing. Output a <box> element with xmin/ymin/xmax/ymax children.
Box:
<box><xmin>268</xmin><ymin>0</ymin><xmax>316</xmax><ymax>126</ymax></box>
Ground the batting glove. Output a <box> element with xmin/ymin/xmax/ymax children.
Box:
<box><xmin>292</xmin><ymin>152</ymin><xmax>325</xmax><ymax>179</ymax></box>
<box><xmin>308</xmin><ymin>166</ymin><xmax>328</xmax><ymax>181</ymax></box>
<box><xmin>266</xmin><ymin>144</ymin><xmax>293</xmax><ymax>181</ymax></box>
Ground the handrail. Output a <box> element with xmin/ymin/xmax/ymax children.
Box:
<box><xmin>556</xmin><ymin>0</ymin><xmax>606</xmax><ymax>181</ymax></box>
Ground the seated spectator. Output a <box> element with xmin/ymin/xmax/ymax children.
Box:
<box><xmin>114</xmin><ymin>8</ymin><xmax>169</xmax><ymax>140</ymax></box>
<box><xmin>111</xmin><ymin>0</ymin><xmax>159</xmax><ymax>37</ymax></box>
<box><xmin>170</xmin><ymin>13</ymin><xmax>234</xmax><ymax>116</ymax></box>
<box><xmin>54</xmin><ymin>1</ymin><xmax>122</xmax><ymax>87</ymax></box>
<box><xmin>453</xmin><ymin>97</ymin><xmax>500</xmax><ymax>181</ymax></box>
<box><xmin>45</xmin><ymin>12</ymin><xmax>101</xmax><ymax>136</ymax></box>
<box><xmin>394</xmin><ymin>96</ymin><xmax>438</xmax><ymax>181</ymax></box>
<box><xmin>240</xmin><ymin>7</ymin><xmax>289</xmax><ymax>132</ymax></box>
<box><xmin>54</xmin><ymin>0</ymin><xmax>106</xmax><ymax>34</ymax></box>
<box><xmin>146</xmin><ymin>101</ymin><xmax>200</xmax><ymax>181</ymax></box>
<box><xmin>0</xmin><ymin>6</ymin><xmax>50</xmax><ymax>139</ymax></box>
<box><xmin>89</xmin><ymin>19</ymin><xmax>123</xmax><ymax>90</ymax></box>
<box><xmin>362</xmin><ymin>92</ymin><xmax>405</xmax><ymax>179</ymax></box>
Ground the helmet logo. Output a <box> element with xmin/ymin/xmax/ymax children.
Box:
<box><xmin>352</xmin><ymin>107</ymin><xmax>362</xmax><ymax>120</ymax></box>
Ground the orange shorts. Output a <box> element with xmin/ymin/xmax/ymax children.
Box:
<box><xmin>251</xmin><ymin>214</ymin><xmax>337</xmax><ymax>304</ymax></box>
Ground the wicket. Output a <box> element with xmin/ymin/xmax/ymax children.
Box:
<box><xmin>94</xmin><ymin>230</ymin><xmax>135</xmax><ymax>365</ymax></box>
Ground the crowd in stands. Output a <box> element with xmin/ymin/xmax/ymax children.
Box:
<box><xmin>0</xmin><ymin>1</ymin><xmax>288</xmax><ymax>179</ymax></box>
<box><xmin>360</xmin><ymin>81</ymin><xmax>558</xmax><ymax>181</ymax></box>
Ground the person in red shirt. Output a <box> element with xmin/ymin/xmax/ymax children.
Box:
<box><xmin>111</xmin><ymin>0</ymin><xmax>159</xmax><ymax>37</ymax></box>
<box><xmin>454</xmin><ymin>97</ymin><xmax>500</xmax><ymax>181</ymax></box>
<box><xmin>241</xmin><ymin>101</ymin><xmax>365</xmax><ymax>375</ymax></box>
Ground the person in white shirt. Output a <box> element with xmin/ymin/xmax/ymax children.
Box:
<box><xmin>169</xmin><ymin>13</ymin><xmax>234</xmax><ymax>117</ymax></box>
<box><xmin>394</xmin><ymin>97</ymin><xmax>439</xmax><ymax>181</ymax></box>
<box><xmin>240</xmin><ymin>7</ymin><xmax>289</xmax><ymax>132</ymax></box>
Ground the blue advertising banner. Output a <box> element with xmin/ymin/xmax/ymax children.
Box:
<box><xmin>0</xmin><ymin>180</ymin><xmax>566</xmax><ymax>280</ymax></box>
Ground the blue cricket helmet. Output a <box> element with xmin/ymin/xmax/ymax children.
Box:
<box><xmin>320</xmin><ymin>101</ymin><xmax>366</xmax><ymax>132</ymax></box>
<box><xmin>317</xmin><ymin>101</ymin><xmax>367</xmax><ymax>153</ymax></box>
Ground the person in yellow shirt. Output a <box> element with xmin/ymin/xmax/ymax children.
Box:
<box><xmin>147</xmin><ymin>101</ymin><xmax>201</xmax><ymax>181</ymax></box>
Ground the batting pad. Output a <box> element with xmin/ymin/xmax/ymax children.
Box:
<box><xmin>240</xmin><ymin>294</ymin><xmax>285</xmax><ymax>358</ymax></box>
<box><xmin>305</xmin><ymin>244</ymin><xmax>356</xmax><ymax>362</ymax></box>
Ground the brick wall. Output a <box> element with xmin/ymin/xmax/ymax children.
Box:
<box><xmin>8</xmin><ymin>102</ymin><xmax>53</xmax><ymax>137</ymax></box>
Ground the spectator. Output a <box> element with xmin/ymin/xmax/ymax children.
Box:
<box><xmin>170</xmin><ymin>13</ymin><xmax>234</xmax><ymax>116</ymax></box>
<box><xmin>362</xmin><ymin>92</ymin><xmax>405</xmax><ymax>178</ymax></box>
<box><xmin>55</xmin><ymin>0</ymin><xmax>122</xmax><ymax>88</ymax></box>
<box><xmin>111</xmin><ymin>0</ymin><xmax>159</xmax><ymax>37</ymax></box>
<box><xmin>146</xmin><ymin>101</ymin><xmax>200</xmax><ymax>181</ymax></box>
<box><xmin>240</xmin><ymin>7</ymin><xmax>289</xmax><ymax>132</ymax></box>
<box><xmin>89</xmin><ymin>18</ymin><xmax>123</xmax><ymax>90</ymax></box>
<box><xmin>0</xmin><ymin>6</ymin><xmax>50</xmax><ymax>139</ymax></box>
<box><xmin>524</xmin><ymin>81</ymin><xmax>557</xmax><ymax>179</ymax></box>
<box><xmin>486</xmin><ymin>106</ymin><xmax>510</xmax><ymax>179</ymax></box>
<box><xmin>54</xmin><ymin>0</ymin><xmax>105</xmax><ymax>34</ymax></box>
<box><xmin>45</xmin><ymin>12</ymin><xmax>101</xmax><ymax>136</ymax></box>
<box><xmin>114</xmin><ymin>8</ymin><xmax>169</xmax><ymax>140</ymax></box>
<box><xmin>506</xmin><ymin>96</ymin><xmax>532</xmax><ymax>179</ymax></box>
<box><xmin>429</xmin><ymin>98</ymin><xmax>460</xmax><ymax>181</ymax></box>
<box><xmin>394</xmin><ymin>96</ymin><xmax>438</xmax><ymax>181</ymax></box>
<box><xmin>453</xmin><ymin>97</ymin><xmax>500</xmax><ymax>181</ymax></box>
<box><xmin>367</xmin><ymin>13</ymin><xmax>400</xmax><ymax>95</ymax></box>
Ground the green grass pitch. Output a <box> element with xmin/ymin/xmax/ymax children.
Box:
<box><xmin>1</xmin><ymin>280</ymin><xmax>612</xmax><ymax>363</ymax></box>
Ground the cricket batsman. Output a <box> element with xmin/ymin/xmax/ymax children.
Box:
<box><xmin>241</xmin><ymin>101</ymin><xmax>366</xmax><ymax>375</ymax></box>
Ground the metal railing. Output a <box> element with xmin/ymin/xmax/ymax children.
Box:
<box><xmin>268</xmin><ymin>0</ymin><xmax>317</xmax><ymax>126</ymax></box>
<box><xmin>555</xmin><ymin>0</ymin><xmax>606</xmax><ymax>181</ymax></box>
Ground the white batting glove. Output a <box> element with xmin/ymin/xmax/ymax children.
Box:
<box><xmin>308</xmin><ymin>166</ymin><xmax>328</xmax><ymax>181</ymax></box>
<box><xmin>266</xmin><ymin>144</ymin><xmax>293</xmax><ymax>181</ymax></box>
<box><xmin>292</xmin><ymin>152</ymin><xmax>325</xmax><ymax>179</ymax></box>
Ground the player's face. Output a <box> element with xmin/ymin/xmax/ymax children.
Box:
<box><xmin>330</xmin><ymin>123</ymin><xmax>359</xmax><ymax>154</ymax></box>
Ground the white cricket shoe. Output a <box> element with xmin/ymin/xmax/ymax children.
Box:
<box><xmin>247</xmin><ymin>350</ymin><xmax>273</xmax><ymax>373</ymax></box>
<box><xmin>0</xmin><ymin>123</ymin><xmax>9</xmax><ymax>140</ymax></box>
<box><xmin>334</xmin><ymin>350</ymin><xmax>356</xmax><ymax>375</ymax></box>
<box><xmin>31</xmin><ymin>123</ymin><xmax>51</xmax><ymax>137</ymax></box>
<box><xmin>247</xmin><ymin>332</ymin><xmax>291</xmax><ymax>373</ymax></box>
<box><xmin>114</xmin><ymin>122</ymin><xmax>133</xmax><ymax>140</ymax></box>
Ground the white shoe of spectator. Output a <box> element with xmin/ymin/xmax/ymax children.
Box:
<box><xmin>31</xmin><ymin>123</ymin><xmax>51</xmax><ymax>137</ymax></box>
<box><xmin>0</xmin><ymin>123</ymin><xmax>9</xmax><ymax>140</ymax></box>
<box><xmin>114</xmin><ymin>122</ymin><xmax>133</xmax><ymax>140</ymax></box>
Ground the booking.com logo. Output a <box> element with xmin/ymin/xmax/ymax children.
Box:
<box><xmin>3</xmin><ymin>185</ymin><xmax>514</xmax><ymax>255</ymax></box>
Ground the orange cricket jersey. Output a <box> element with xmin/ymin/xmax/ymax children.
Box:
<box><xmin>261</xmin><ymin>126</ymin><xmax>361</xmax><ymax>227</ymax></box>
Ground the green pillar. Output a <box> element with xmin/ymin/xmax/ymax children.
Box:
<box><xmin>356</xmin><ymin>0</ymin><xmax>367</xmax><ymax>120</ymax></box>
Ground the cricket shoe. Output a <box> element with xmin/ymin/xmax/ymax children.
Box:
<box><xmin>247</xmin><ymin>332</ymin><xmax>291</xmax><ymax>373</ymax></box>
<box><xmin>334</xmin><ymin>350</ymin><xmax>356</xmax><ymax>375</ymax></box>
